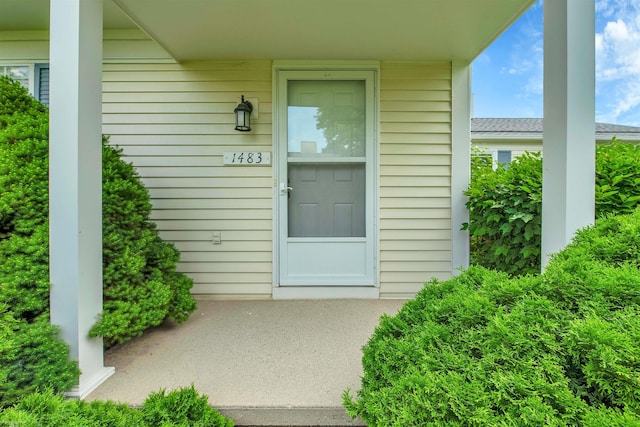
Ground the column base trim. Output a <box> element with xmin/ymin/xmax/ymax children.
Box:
<box><xmin>66</xmin><ymin>366</ymin><xmax>115</xmax><ymax>400</ymax></box>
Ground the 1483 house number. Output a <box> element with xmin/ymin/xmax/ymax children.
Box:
<box><xmin>223</xmin><ymin>152</ymin><xmax>271</xmax><ymax>166</ymax></box>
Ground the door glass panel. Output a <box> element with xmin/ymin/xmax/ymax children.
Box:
<box><xmin>287</xmin><ymin>80</ymin><xmax>365</xmax><ymax>157</ymax></box>
<box><xmin>287</xmin><ymin>80</ymin><xmax>366</xmax><ymax>237</ymax></box>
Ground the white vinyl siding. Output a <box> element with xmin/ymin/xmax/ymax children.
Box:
<box><xmin>0</xmin><ymin>29</ymin><xmax>172</xmax><ymax>102</ymax></box>
<box><xmin>103</xmin><ymin>60</ymin><xmax>273</xmax><ymax>298</ymax></box>
<box><xmin>0</xmin><ymin>29</ymin><xmax>273</xmax><ymax>298</ymax></box>
<box><xmin>379</xmin><ymin>62</ymin><xmax>453</xmax><ymax>298</ymax></box>
<box><xmin>3</xmin><ymin>29</ymin><xmax>463</xmax><ymax>298</ymax></box>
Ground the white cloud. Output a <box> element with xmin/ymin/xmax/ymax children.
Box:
<box><xmin>474</xmin><ymin>0</ymin><xmax>640</xmax><ymax>124</ymax></box>
<box><xmin>476</xmin><ymin>53</ymin><xmax>491</xmax><ymax>65</ymax></box>
<box><xmin>504</xmin><ymin>7</ymin><xmax>544</xmax><ymax>100</ymax></box>
<box><xmin>595</xmin><ymin>0</ymin><xmax>640</xmax><ymax>124</ymax></box>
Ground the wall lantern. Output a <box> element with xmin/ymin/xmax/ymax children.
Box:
<box><xmin>234</xmin><ymin>95</ymin><xmax>253</xmax><ymax>132</ymax></box>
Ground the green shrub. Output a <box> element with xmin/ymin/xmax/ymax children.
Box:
<box><xmin>93</xmin><ymin>140</ymin><xmax>196</xmax><ymax>346</ymax></box>
<box><xmin>464</xmin><ymin>151</ymin><xmax>542</xmax><ymax>275</ymax></box>
<box><xmin>0</xmin><ymin>75</ymin><xmax>196</xmax><ymax>405</ymax></box>
<box><xmin>0</xmin><ymin>108</ymin><xmax>50</xmax><ymax>321</ymax></box>
<box><xmin>0</xmin><ymin>306</ymin><xmax>79</xmax><ymax>408</ymax></box>
<box><xmin>0</xmin><ymin>390</ymin><xmax>145</xmax><ymax>427</ymax></box>
<box><xmin>0</xmin><ymin>75</ymin><xmax>196</xmax><ymax>349</ymax></box>
<box><xmin>141</xmin><ymin>386</ymin><xmax>234</xmax><ymax>427</ymax></box>
<box><xmin>0</xmin><ymin>75</ymin><xmax>46</xmax><ymax>117</ymax></box>
<box><xmin>345</xmin><ymin>209</ymin><xmax>640</xmax><ymax>426</ymax></box>
<box><xmin>465</xmin><ymin>140</ymin><xmax>640</xmax><ymax>276</ymax></box>
<box><xmin>582</xmin><ymin>406</ymin><xmax>640</xmax><ymax>427</ymax></box>
<box><xmin>0</xmin><ymin>77</ymin><xmax>78</xmax><ymax>408</ymax></box>
<box><xmin>596</xmin><ymin>139</ymin><xmax>640</xmax><ymax>217</ymax></box>
<box><xmin>0</xmin><ymin>387</ymin><xmax>234</xmax><ymax>427</ymax></box>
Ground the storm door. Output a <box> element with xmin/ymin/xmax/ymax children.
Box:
<box><xmin>276</xmin><ymin>70</ymin><xmax>376</xmax><ymax>286</ymax></box>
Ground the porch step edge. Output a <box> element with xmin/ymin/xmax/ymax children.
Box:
<box><xmin>217</xmin><ymin>406</ymin><xmax>366</xmax><ymax>426</ymax></box>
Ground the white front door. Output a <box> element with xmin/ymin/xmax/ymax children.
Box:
<box><xmin>276</xmin><ymin>70</ymin><xmax>376</xmax><ymax>286</ymax></box>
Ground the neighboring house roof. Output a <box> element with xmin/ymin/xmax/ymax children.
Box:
<box><xmin>471</xmin><ymin>118</ymin><xmax>640</xmax><ymax>142</ymax></box>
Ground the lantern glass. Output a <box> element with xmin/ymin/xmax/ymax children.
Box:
<box><xmin>234</xmin><ymin>96</ymin><xmax>253</xmax><ymax>132</ymax></box>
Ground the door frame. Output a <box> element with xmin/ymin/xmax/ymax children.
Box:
<box><xmin>272</xmin><ymin>61</ymin><xmax>380</xmax><ymax>298</ymax></box>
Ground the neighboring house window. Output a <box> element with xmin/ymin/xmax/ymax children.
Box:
<box><xmin>0</xmin><ymin>65</ymin><xmax>29</xmax><ymax>89</ymax></box>
<box><xmin>471</xmin><ymin>149</ymin><xmax>513</xmax><ymax>170</ymax></box>
<box><xmin>497</xmin><ymin>150</ymin><xmax>512</xmax><ymax>169</ymax></box>
<box><xmin>34</xmin><ymin>64</ymin><xmax>49</xmax><ymax>105</ymax></box>
<box><xmin>0</xmin><ymin>64</ymin><xmax>49</xmax><ymax>105</ymax></box>
<box><xmin>471</xmin><ymin>152</ymin><xmax>492</xmax><ymax>170</ymax></box>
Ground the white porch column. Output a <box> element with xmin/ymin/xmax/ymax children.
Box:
<box><xmin>49</xmin><ymin>0</ymin><xmax>114</xmax><ymax>398</ymax></box>
<box><xmin>542</xmin><ymin>0</ymin><xmax>595</xmax><ymax>268</ymax></box>
<box><xmin>451</xmin><ymin>61</ymin><xmax>471</xmax><ymax>274</ymax></box>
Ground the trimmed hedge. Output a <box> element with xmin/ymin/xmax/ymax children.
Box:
<box><xmin>0</xmin><ymin>75</ymin><xmax>196</xmax><ymax>406</ymax></box>
<box><xmin>0</xmin><ymin>75</ymin><xmax>196</xmax><ymax>346</ymax></box>
<box><xmin>94</xmin><ymin>139</ymin><xmax>197</xmax><ymax>346</ymax></box>
<box><xmin>0</xmin><ymin>386</ymin><xmax>234</xmax><ymax>427</ymax></box>
<box><xmin>344</xmin><ymin>208</ymin><xmax>640</xmax><ymax>426</ymax></box>
<box><xmin>0</xmin><ymin>305</ymin><xmax>79</xmax><ymax>408</ymax></box>
<box><xmin>0</xmin><ymin>77</ymin><xmax>78</xmax><ymax>408</ymax></box>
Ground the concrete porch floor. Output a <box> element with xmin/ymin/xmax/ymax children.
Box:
<box><xmin>86</xmin><ymin>298</ymin><xmax>407</xmax><ymax>426</ymax></box>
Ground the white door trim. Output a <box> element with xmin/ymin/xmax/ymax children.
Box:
<box><xmin>272</xmin><ymin>63</ymin><xmax>379</xmax><ymax>297</ymax></box>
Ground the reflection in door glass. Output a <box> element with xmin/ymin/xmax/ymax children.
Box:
<box><xmin>287</xmin><ymin>80</ymin><xmax>365</xmax><ymax>157</ymax></box>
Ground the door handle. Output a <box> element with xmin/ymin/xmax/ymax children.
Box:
<box><xmin>279</xmin><ymin>183</ymin><xmax>293</xmax><ymax>196</ymax></box>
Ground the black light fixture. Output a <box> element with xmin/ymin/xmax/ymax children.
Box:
<box><xmin>234</xmin><ymin>95</ymin><xmax>253</xmax><ymax>132</ymax></box>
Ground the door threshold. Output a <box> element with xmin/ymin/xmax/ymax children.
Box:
<box><xmin>272</xmin><ymin>286</ymin><xmax>379</xmax><ymax>300</ymax></box>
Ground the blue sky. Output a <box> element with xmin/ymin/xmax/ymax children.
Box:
<box><xmin>472</xmin><ymin>0</ymin><xmax>640</xmax><ymax>126</ymax></box>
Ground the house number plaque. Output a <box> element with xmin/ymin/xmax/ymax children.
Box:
<box><xmin>223</xmin><ymin>152</ymin><xmax>271</xmax><ymax>166</ymax></box>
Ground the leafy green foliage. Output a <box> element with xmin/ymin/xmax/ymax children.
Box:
<box><xmin>464</xmin><ymin>152</ymin><xmax>542</xmax><ymax>275</ymax></box>
<box><xmin>465</xmin><ymin>141</ymin><xmax>640</xmax><ymax>276</ymax></box>
<box><xmin>345</xmin><ymin>209</ymin><xmax>640</xmax><ymax>426</ymax></box>
<box><xmin>595</xmin><ymin>138</ymin><xmax>640</xmax><ymax>217</ymax></box>
<box><xmin>0</xmin><ymin>387</ymin><xmax>234</xmax><ymax>426</ymax></box>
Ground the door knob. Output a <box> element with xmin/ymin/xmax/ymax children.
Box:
<box><xmin>279</xmin><ymin>183</ymin><xmax>293</xmax><ymax>196</ymax></box>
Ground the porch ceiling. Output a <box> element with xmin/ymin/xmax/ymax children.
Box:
<box><xmin>0</xmin><ymin>0</ymin><xmax>535</xmax><ymax>62</ymax></box>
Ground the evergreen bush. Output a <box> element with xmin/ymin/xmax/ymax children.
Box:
<box><xmin>0</xmin><ymin>77</ymin><xmax>78</xmax><ymax>408</ymax></box>
<box><xmin>0</xmin><ymin>305</ymin><xmax>80</xmax><ymax>408</ymax></box>
<box><xmin>344</xmin><ymin>209</ymin><xmax>640</xmax><ymax>426</ymax></box>
<box><xmin>0</xmin><ymin>75</ymin><xmax>197</xmax><ymax>404</ymax></box>
<box><xmin>94</xmin><ymin>139</ymin><xmax>196</xmax><ymax>346</ymax></box>
<box><xmin>0</xmin><ymin>75</ymin><xmax>196</xmax><ymax>348</ymax></box>
<box><xmin>141</xmin><ymin>386</ymin><xmax>235</xmax><ymax>427</ymax></box>
<box><xmin>0</xmin><ymin>387</ymin><xmax>234</xmax><ymax>426</ymax></box>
